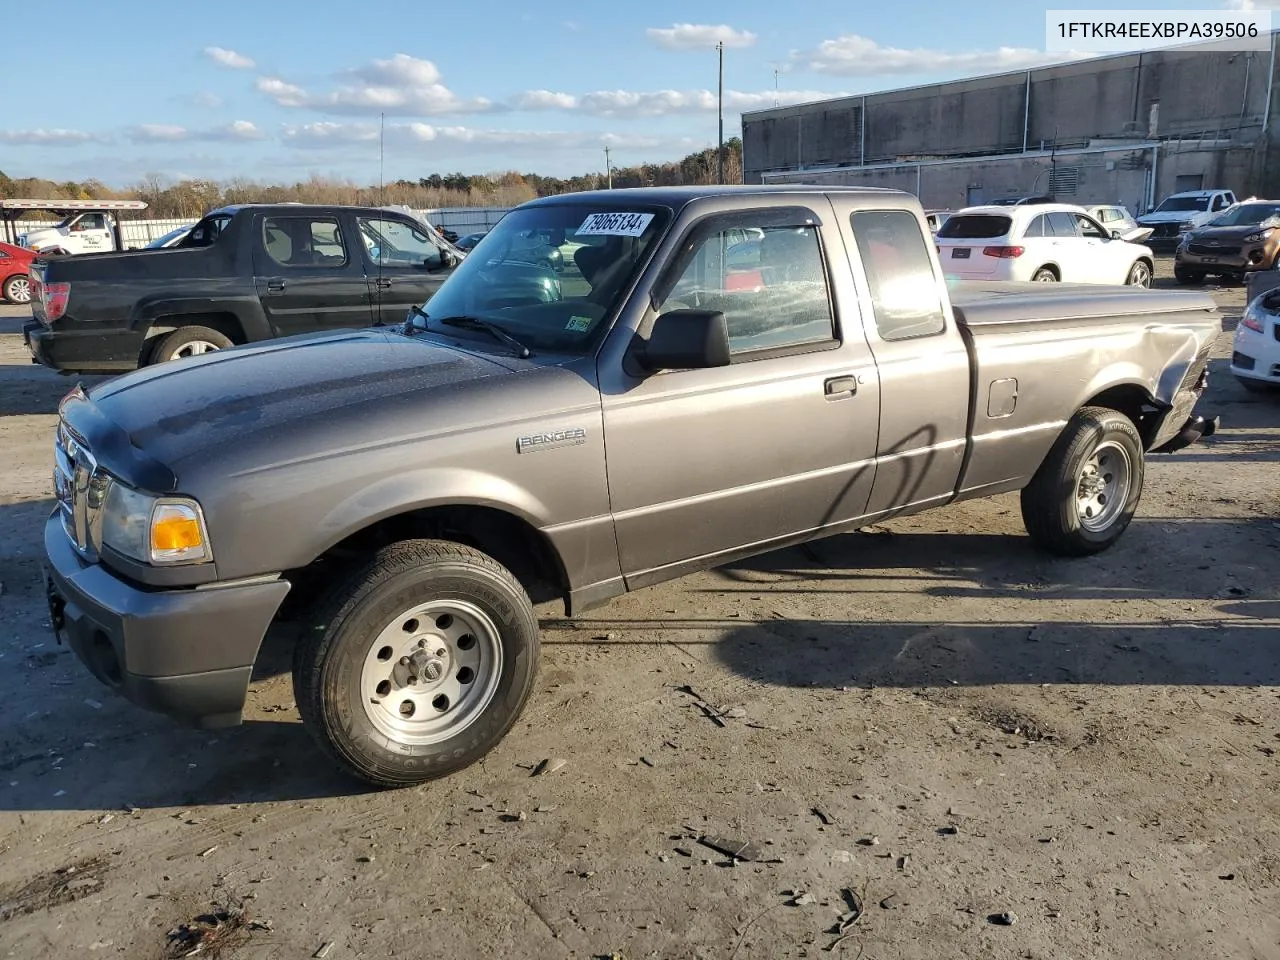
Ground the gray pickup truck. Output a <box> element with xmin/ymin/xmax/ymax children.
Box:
<box><xmin>42</xmin><ymin>186</ymin><xmax>1219</xmax><ymax>787</ymax></box>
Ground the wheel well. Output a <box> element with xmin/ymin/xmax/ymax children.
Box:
<box><xmin>1033</xmin><ymin>264</ymin><xmax>1060</xmax><ymax>279</ymax></box>
<box><xmin>140</xmin><ymin>312</ymin><xmax>247</xmax><ymax>363</ymax></box>
<box><xmin>1083</xmin><ymin>384</ymin><xmax>1163</xmax><ymax>447</ymax></box>
<box><xmin>277</xmin><ymin>505</ymin><xmax>570</xmax><ymax>622</ymax></box>
<box><xmin>1136</xmin><ymin>257</ymin><xmax>1154</xmax><ymax>272</ymax></box>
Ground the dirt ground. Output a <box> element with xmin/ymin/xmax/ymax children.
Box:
<box><xmin>1</xmin><ymin>262</ymin><xmax>1278</xmax><ymax>960</ymax></box>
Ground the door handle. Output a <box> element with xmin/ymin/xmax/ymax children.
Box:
<box><xmin>375</xmin><ymin>278</ymin><xmax>393</xmax><ymax>289</ymax></box>
<box><xmin>824</xmin><ymin>375</ymin><xmax>857</xmax><ymax>397</ymax></box>
<box><xmin>265</xmin><ymin>279</ymin><xmax>285</xmax><ymax>295</ymax></box>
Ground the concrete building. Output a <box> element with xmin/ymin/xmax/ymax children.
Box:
<box><xmin>743</xmin><ymin>32</ymin><xmax>1280</xmax><ymax>214</ymax></box>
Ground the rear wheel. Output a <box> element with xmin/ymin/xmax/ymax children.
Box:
<box><xmin>1031</xmin><ymin>266</ymin><xmax>1058</xmax><ymax>282</ymax></box>
<box><xmin>3</xmin><ymin>274</ymin><xmax>30</xmax><ymax>304</ymax></box>
<box><xmin>1020</xmin><ymin>406</ymin><xmax>1145</xmax><ymax>556</ymax></box>
<box><xmin>294</xmin><ymin>539</ymin><xmax>541</xmax><ymax>787</ymax></box>
<box><xmin>1125</xmin><ymin>260</ymin><xmax>1153</xmax><ymax>287</ymax></box>
<box><xmin>149</xmin><ymin>325</ymin><xmax>233</xmax><ymax>364</ymax></box>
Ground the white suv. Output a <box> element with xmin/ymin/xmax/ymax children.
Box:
<box><xmin>934</xmin><ymin>203</ymin><xmax>1156</xmax><ymax>287</ymax></box>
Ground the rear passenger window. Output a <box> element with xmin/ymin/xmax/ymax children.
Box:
<box><xmin>1024</xmin><ymin>215</ymin><xmax>1048</xmax><ymax>238</ymax></box>
<box><xmin>656</xmin><ymin>213</ymin><xmax>836</xmax><ymax>356</ymax></box>
<box><xmin>262</xmin><ymin>217</ymin><xmax>348</xmax><ymax>268</ymax></box>
<box><xmin>1047</xmin><ymin>212</ymin><xmax>1078</xmax><ymax>238</ymax></box>
<box><xmin>850</xmin><ymin>210</ymin><xmax>946</xmax><ymax>341</ymax></box>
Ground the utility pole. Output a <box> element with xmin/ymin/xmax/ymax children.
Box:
<box><xmin>717</xmin><ymin>41</ymin><xmax>725</xmax><ymax>185</ymax></box>
<box><xmin>774</xmin><ymin>68</ymin><xmax>779</xmax><ymax>107</ymax></box>
<box><xmin>604</xmin><ymin>146</ymin><xmax>612</xmax><ymax>189</ymax></box>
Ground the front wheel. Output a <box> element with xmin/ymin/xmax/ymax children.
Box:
<box><xmin>294</xmin><ymin>539</ymin><xmax>540</xmax><ymax>787</ymax></box>
<box><xmin>1125</xmin><ymin>260</ymin><xmax>1153</xmax><ymax>287</ymax></box>
<box><xmin>1020</xmin><ymin>406</ymin><xmax>1145</xmax><ymax>556</ymax></box>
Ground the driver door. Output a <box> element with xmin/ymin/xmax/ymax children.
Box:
<box><xmin>1073</xmin><ymin>212</ymin><xmax>1122</xmax><ymax>283</ymax></box>
<box><xmin>357</xmin><ymin>215</ymin><xmax>458</xmax><ymax>324</ymax></box>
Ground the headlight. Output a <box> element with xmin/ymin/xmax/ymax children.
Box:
<box><xmin>1243</xmin><ymin>229</ymin><xmax>1273</xmax><ymax>243</ymax></box>
<box><xmin>102</xmin><ymin>482</ymin><xmax>212</xmax><ymax>565</ymax></box>
<box><xmin>1240</xmin><ymin>302</ymin><xmax>1267</xmax><ymax>334</ymax></box>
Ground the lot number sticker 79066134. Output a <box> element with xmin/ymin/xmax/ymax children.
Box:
<box><xmin>576</xmin><ymin>212</ymin><xmax>655</xmax><ymax>237</ymax></box>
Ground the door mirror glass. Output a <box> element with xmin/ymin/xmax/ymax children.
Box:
<box><xmin>639</xmin><ymin>309</ymin><xmax>731</xmax><ymax>372</ymax></box>
<box><xmin>1111</xmin><ymin>229</ymin><xmax>1123</xmax><ymax>240</ymax></box>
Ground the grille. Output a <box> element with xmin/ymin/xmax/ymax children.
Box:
<box><xmin>53</xmin><ymin>421</ymin><xmax>107</xmax><ymax>560</ymax></box>
<box><xmin>1150</xmin><ymin>223</ymin><xmax>1184</xmax><ymax>239</ymax></box>
<box><xmin>1187</xmin><ymin>242</ymin><xmax>1241</xmax><ymax>256</ymax></box>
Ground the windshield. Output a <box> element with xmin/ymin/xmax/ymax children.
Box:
<box><xmin>937</xmin><ymin>214</ymin><xmax>1012</xmax><ymax>239</ymax></box>
<box><xmin>409</xmin><ymin>202</ymin><xmax>670</xmax><ymax>354</ymax></box>
<box><xmin>146</xmin><ymin>226</ymin><xmax>191</xmax><ymax>248</ymax></box>
<box><xmin>1155</xmin><ymin>196</ymin><xmax>1211</xmax><ymax>213</ymax></box>
<box><xmin>1206</xmin><ymin>202</ymin><xmax>1280</xmax><ymax>227</ymax></box>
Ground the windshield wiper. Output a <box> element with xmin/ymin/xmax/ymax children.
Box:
<box><xmin>411</xmin><ymin>308</ymin><xmax>532</xmax><ymax>358</ymax></box>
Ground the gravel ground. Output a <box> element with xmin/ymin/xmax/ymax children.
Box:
<box><xmin>0</xmin><ymin>261</ymin><xmax>1278</xmax><ymax>960</ymax></box>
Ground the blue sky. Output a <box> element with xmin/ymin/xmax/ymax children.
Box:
<box><xmin>2</xmin><ymin>0</ymin><xmax>1272</xmax><ymax>185</ymax></box>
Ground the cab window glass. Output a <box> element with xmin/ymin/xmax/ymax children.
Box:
<box><xmin>850</xmin><ymin>209</ymin><xmax>946</xmax><ymax>341</ymax></box>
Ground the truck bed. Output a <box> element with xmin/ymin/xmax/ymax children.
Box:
<box><xmin>944</xmin><ymin>280</ymin><xmax>1220</xmax><ymax>499</ymax></box>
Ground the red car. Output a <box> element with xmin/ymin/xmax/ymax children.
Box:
<box><xmin>0</xmin><ymin>241</ymin><xmax>36</xmax><ymax>304</ymax></box>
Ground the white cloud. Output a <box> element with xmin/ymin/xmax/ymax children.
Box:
<box><xmin>0</xmin><ymin>128</ymin><xmax>96</xmax><ymax>146</ymax></box>
<box><xmin>647</xmin><ymin>23</ymin><xmax>757</xmax><ymax>50</ymax></box>
<box><xmin>794</xmin><ymin>33</ymin><xmax>1079</xmax><ymax>76</ymax></box>
<box><xmin>281</xmin><ymin>120</ymin><xmax>703</xmax><ymax>155</ymax></box>
<box><xmin>257</xmin><ymin>53</ymin><xmax>495</xmax><ymax>115</ymax></box>
<box><xmin>1223</xmin><ymin>0</ymin><xmax>1280</xmax><ymax>9</ymax></box>
<box><xmin>189</xmin><ymin>91</ymin><xmax>224</xmax><ymax>109</ymax></box>
<box><xmin>204</xmin><ymin>46</ymin><xmax>255</xmax><ymax>69</ymax></box>
<box><xmin>129</xmin><ymin>121</ymin><xmax>267</xmax><ymax>143</ymax></box>
<box><xmin>512</xmin><ymin>88</ymin><xmax>835</xmax><ymax>117</ymax></box>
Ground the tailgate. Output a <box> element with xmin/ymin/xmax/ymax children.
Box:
<box><xmin>936</xmin><ymin>240</ymin><xmax>999</xmax><ymax>277</ymax></box>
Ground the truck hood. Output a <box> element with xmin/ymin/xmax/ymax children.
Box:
<box><xmin>79</xmin><ymin>328</ymin><xmax>521</xmax><ymax>480</ymax></box>
<box><xmin>1137</xmin><ymin>210</ymin><xmax>1210</xmax><ymax>225</ymax></box>
<box><xmin>20</xmin><ymin>227</ymin><xmax>62</xmax><ymax>248</ymax></box>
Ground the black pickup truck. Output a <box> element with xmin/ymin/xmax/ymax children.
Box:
<box><xmin>23</xmin><ymin>203</ymin><xmax>464</xmax><ymax>374</ymax></box>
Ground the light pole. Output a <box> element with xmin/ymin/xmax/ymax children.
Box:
<box><xmin>774</xmin><ymin>68</ymin><xmax>779</xmax><ymax>107</ymax></box>
<box><xmin>717</xmin><ymin>41</ymin><xmax>725</xmax><ymax>185</ymax></box>
<box><xmin>604</xmin><ymin>145</ymin><xmax>612</xmax><ymax>189</ymax></box>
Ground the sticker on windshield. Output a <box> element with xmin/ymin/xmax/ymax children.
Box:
<box><xmin>576</xmin><ymin>212</ymin><xmax>655</xmax><ymax>237</ymax></box>
<box><xmin>565</xmin><ymin>315</ymin><xmax>593</xmax><ymax>332</ymax></box>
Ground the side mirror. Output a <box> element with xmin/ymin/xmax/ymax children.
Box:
<box><xmin>1111</xmin><ymin>229</ymin><xmax>1123</xmax><ymax>240</ymax></box>
<box><xmin>639</xmin><ymin>309</ymin><xmax>731</xmax><ymax>372</ymax></box>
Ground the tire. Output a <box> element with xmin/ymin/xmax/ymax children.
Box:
<box><xmin>1020</xmin><ymin>406</ymin><xmax>1145</xmax><ymax>557</ymax></box>
<box><xmin>1031</xmin><ymin>266</ymin><xmax>1058</xmax><ymax>282</ymax></box>
<box><xmin>1125</xmin><ymin>260</ymin><xmax>1153</xmax><ymax>288</ymax></box>
<box><xmin>1174</xmin><ymin>267</ymin><xmax>1203</xmax><ymax>285</ymax></box>
<box><xmin>149</xmin><ymin>325</ymin><xmax>233</xmax><ymax>364</ymax></box>
<box><xmin>293</xmin><ymin>539</ymin><xmax>541</xmax><ymax>787</ymax></box>
<box><xmin>3</xmin><ymin>273</ymin><xmax>30</xmax><ymax>304</ymax></box>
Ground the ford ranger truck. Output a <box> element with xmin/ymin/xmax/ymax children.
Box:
<box><xmin>40</xmin><ymin>186</ymin><xmax>1220</xmax><ymax>787</ymax></box>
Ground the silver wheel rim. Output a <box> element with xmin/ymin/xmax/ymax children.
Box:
<box><xmin>359</xmin><ymin>599</ymin><xmax>503</xmax><ymax>745</ymax></box>
<box><xmin>1128</xmin><ymin>263</ymin><xmax>1151</xmax><ymax>287</ymax></box>
<box><xmin>1075</xmin><ymin>440</ymin><xmax>1131</xmax><ymax>532</ymax></box>
<box><xmin>1034</xmin><ymin>270</ymin><xmax>1055</xmax><ymax>282</ymax></box>
<box><xmin>8</xmin><ymin>276</ymin><xmax>31</xmax><ymax>303</ymax></box>
<box><xmin>172</xmin><ymin>340</ymin><xmax>221</xmax><ymax>359</ymax></box>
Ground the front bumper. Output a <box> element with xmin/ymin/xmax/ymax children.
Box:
<box><xmin>42</xmin><ymin>513</ymin><xmax>290</xmax><ymax>728</ymax></box>
<box><xmin>1175</xmin><ymin>245</ymin><xmax>1272</xmax><ymax>272</ymax></box>
<box><xmin>23</xmin><ymin>319</ymin><xmax>145</xmax><ymax>374</ymax></box>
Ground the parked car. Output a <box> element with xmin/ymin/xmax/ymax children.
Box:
<box><xmin>1173</xmin><ymin>199</ymin><xmax>1280</xmax><ymax>284</ymax></box>
<box><xmin>0</xmin><ymin>240</ymin><xmax>37</xmax><ymax>303</ymax></box>
<box><xmin>142</xmin><ymin>225</ymin><xmax>195</xmax><ymax>249</ymax></box>
<box><xmin>1081</xmin><ymin>204</ymin><xmax>1152</xmax><ymax>243</ymax></box>
<box><xmin>935</xmin><ymin>203</ymin><xmax>1155</xmax><ymax>286</ymax></box>
<box><xmin>925</xmin><ymin>210</ymin><xmax>954</xmax><ymax>233</ymax></box>
<box><xmin>22</xmin><ymin>203</ymin><xmax>463</xmax><ymax>373</ymax></box>
<box><xmin>39</xmin><ymin>185</ymin><xmax>1218</xmax><ymax>787</ymax></box>
<box><xmin>1137</xmin><ymin>189</ymin><xmax>1237</xmax><ymax>248</ymax></box>
<box><xmin>455</xmin><ymin>232</ymin><xmax>487</xmax><ymax>252</ymax></box>
<box><xmin>1230</xmin><ymin>287</ymin><xmax>1280</xmax><ymax>392</ymax></box>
